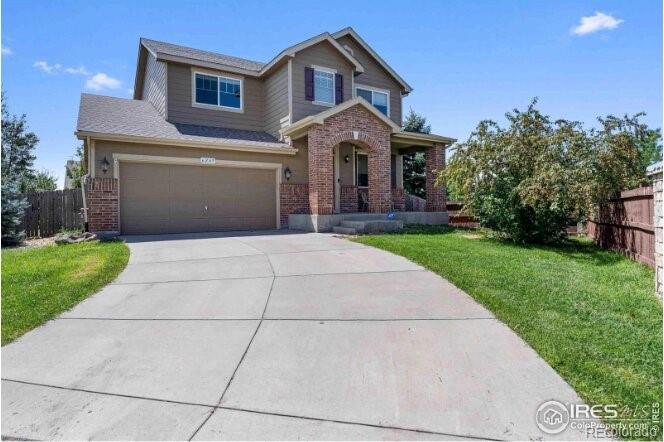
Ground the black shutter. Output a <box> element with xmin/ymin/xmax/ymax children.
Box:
<box><xmin>335</xmin><ymin>73</ymin><xmax>343</xmax><ymax>104</ymax></box>
<box><xmin>304</xmin><ymin>67</ymin><xmax>314</xmax><ymax>101</ymax></box>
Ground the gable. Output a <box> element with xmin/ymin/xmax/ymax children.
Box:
<box><xmin>333</xmin><ymin>30</ymin><xmax>412</xmax><ymax>94</ymax></box>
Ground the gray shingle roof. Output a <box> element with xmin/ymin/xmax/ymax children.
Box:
<box><xmin>141</xmin><ymin>38</ymin><xmax>265</xmax><ymax>72</ymax></box>
<box><xmin>77</xmin><ymin>94</ymin><xmax>290</xmax><ymax>149</ymax></box>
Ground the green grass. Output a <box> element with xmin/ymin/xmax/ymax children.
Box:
<box><xmin>1</xmin><ymin>240</ymin><xmax>129</xmax><ymax>345</ymax></box>
<box><xmin>354</xmin><ymin>226</ymin><xmax>662</xmax><ymax>440</ymax></box>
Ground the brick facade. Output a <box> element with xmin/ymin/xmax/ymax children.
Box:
<box><xmin>307</xmin><ymin>104</ymin><xmax>392</xmax><ymax>215</ymax></box>
<box><xmin>391</xmin><ymin>187</ymin><xmax>405</xmax><ymax>212</ymax></box>
<box><xmin>425</xmin><ymin>143</ymin><xmax>447</xmax><ymax>212</ymax></box>
<box><xmin>280</xmin><ymin>183</ymin><xmax>310</xmax><ymax>227</ymax></box>
<box><xmin>85</xmin><ymin>177</ymin><xmax>119</xmax><ymax>233</ymax></box>
<box><xmin>341</xmin><ymin>185</ymin><xmax>358</xmax><ymax>213</ymax></box>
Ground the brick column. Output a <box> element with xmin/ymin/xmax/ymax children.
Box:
<box><xmin>425</xmin><ymin>143</ymin><xmax>447</xmax><ymax>212</ymax></box>
<box><xmin>307</xmin><ymin>125</ymin><xmax>334</xmax><ymax>215</ymax></box>
<box><xmin>367</xmin><ymin>150</ymin><xmax>392</xmax><ymax>213</ymax></box>
<box><xmin>280</xmin><ymin>183</ymin><xmax>310</xmax><ymax>227</ymax></box>
<box><xmin>85</xmin><ymin>177</ymin><xmax>119</xmax><ymax>233</ymax></box>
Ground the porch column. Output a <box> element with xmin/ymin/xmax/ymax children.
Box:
<box><xmin>367</xmin><ymin>148</ymin><xmax>392</xmax><ymax>213</ymax></box>
<box><xmin>307</xmin><ymin>125</ymin><xmax>334</xmax><ymax>215</ymax></box>
<box><xmin>396</xmin><ymin>154</ymin><xmax>404</xmax><ymax>189</ymax></box>
<box><xmin>425</xmin><ymin>143</ymin><xmax>447</xmax><ymax>212</ymax></box>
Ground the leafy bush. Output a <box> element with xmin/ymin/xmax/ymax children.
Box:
<box><xmin>444</xmin><ymin>99</ymin><xmax>651</xmax><ymax>243</ymax></box>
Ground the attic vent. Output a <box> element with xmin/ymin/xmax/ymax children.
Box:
<box><xmin>343</xmin><ymin>45</ymin><xmax>354</xmax><ymax>56</ymax></box>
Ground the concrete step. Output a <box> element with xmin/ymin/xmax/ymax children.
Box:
<box><xmin>332</xmin><ymin>226</ymin><xmax>358</xmax><ymax>235</ymax></box>
<box><xmin>340</xmin><ymin>219</ymin><xmax>403</xmax><ymax>234</ymax></box>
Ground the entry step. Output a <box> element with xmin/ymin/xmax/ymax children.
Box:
<box><xmin>339</xmin><ymin>219</ymin><xmax>403</xmax><ymax>234</ymax></box>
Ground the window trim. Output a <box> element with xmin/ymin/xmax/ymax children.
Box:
<box><xmin>311</xmin><ymin>65</ymin><xmax>336</xmax><ymax>107</ymax></box>
<box><xmin>191</xmin><ymin>69</ymin><xmax>244</xmax><ymax>113</ymax></box>
<box><xmin>355</xmin><ymin>151</ymin><xmax>369</xmax><ymax>188</ymax></box>
<box><xmin>354</xmin><ymin>84</ymin><xmax>390</xmax><ymax>118</ymax></box>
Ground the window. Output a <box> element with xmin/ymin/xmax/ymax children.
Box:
<box><xmin>194</xmin><ymin>72</ymin><xmax>242</xmax><ymax>110</ymax></box>
<box><xmin>355</xmin><ymin>86</ymin><xmax>389</xmax><ymax>116</ymax></box>
<box><xmin>195</xmin><ymin>74</ymin><xmax>218</xmax><ymax>105</ymax></box>
<box><xmin>356</xmin><ymin>152</ymin><xmax>368</xmax><ymax>187</ymax></box>
<box><xmin>314</xmin><ymin>69</ymin><xmax>335</xmax><ymax>105</ymax></box>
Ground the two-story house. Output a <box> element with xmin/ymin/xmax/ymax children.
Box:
<box><xmin>76</xmin><ymin>28</ymin><xmax>455</xmax><ymax>235</ymax></box>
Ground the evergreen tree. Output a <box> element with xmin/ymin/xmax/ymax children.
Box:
<box><xmin>1</xmin><ymin>92</ymin><xmax>40</xmax><ymax>245</ymax></box>
<box><xmin>1</xmin><ymin>180</ymin><xmax>28</xmax><ymax>246</ymax></box>
<box><xmin>402</xmin><ymin>108</ymin><xmax>431</xmax><ymax>197</ymax></box>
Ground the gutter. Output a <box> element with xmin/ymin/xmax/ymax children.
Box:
<box><xmin>74</xmin><ymin>131</ymin><xmax>298</xmax><ymax>155</ymax></box>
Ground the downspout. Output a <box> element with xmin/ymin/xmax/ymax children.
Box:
<box><xmin>80</xmin><ymin>136</ymin><xmax>91</xmax><ymax>232</ymax></box>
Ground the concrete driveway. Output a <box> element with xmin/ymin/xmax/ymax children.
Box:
<box><xmin>2</xmin><ymin>231</ymin><xmax>589</xmax><ymax>440</ymax></box>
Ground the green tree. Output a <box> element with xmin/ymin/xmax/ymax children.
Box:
<box><xmin>65</xmin><ymin>144</ymin><xmax>85</xmax><ymax>188</ymax></box>
<box><xmin>1</xmin><ymin>93</ymin><xmax>41</xmax><ymax>245</ymax></box>
<box><xmin>402</xmin><ymin>108</ymin><xmax>431</xmax><ymax>198</ymax></box>
<box><xmin>403</xmin><ymin>108</ymin><xmax>431</xmax><ymax>134</ymax></box>
<box><xmin>1</xmin><ymin>180</ymin><xmax>28</xmax><ymax>246</ymax></box>
<box><xmin>1</xmin><ymin>94</ymin><xmax>38</xmax><ymax>184</ymax></box>
<box><xmin>444</xmin><ymin>99</ymin><xmax>646</xmax><ymax>244</ymax></box>
<box><xmin>21</xmin><ymin>170</ymin><xmax>58</xmax><ymax>193</ymax></box>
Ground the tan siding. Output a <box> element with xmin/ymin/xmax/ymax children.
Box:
<box><xmin>166</xmin><ymin>63</ymin><xmax>265</xmax><ymax>131</ymax></box>
<box><xmin>291</xmin><ymin>41</ymin><xmax>354</xmax><ymax>123</ymax></box>
<box><xmin>263</xmin><ymin>63</ymin><xmax>289</xmax><ymax>137</ymax></box>
<box><xmin>336</xmin><ymin>36</ymin><xmax>403</xmax><ymax>126</ymax></box>
<box><xmin>339</xmin><ymin>143</ymin><xmax>354</xmax><ymax>185</ymax></box>
<box><xmin>141</xmin><ymin>53</ymin><xmax>167</xmax><ymax>117</ymax></box>
<box><xmin>93</xmin><ymin>140</ymin><xmax>309</xmax><ymax>185</ymax></box>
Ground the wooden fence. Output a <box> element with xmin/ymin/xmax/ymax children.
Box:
<box><xmin>587</xmin><ymin>186</ymin><xmax>655</xmax><ymax>267</ymax></box>
<box><xmin>21</xmin><ymin>189</ymin><xmax>84</xmax><ymax>238</ymax></box>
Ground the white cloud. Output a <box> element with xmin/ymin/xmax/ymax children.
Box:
<box><xmin>33</xmin><ymin>60</ymin><xmax>122</xmax><ymax>92</ymax></box>
<box><xmin>64</xmin><ymin>66</ymin><xmax>91</xmax><ymax>75</ymax></box>
<box><xmin>85</xmin><ymin>72</ymin><xmax>122</xmax><ymax>91</ymax></box>
<box><xmin>34</xmin><ymin>61</ymin><xmax>91</xmax><ymax>76</ymax></box>
<box><xmin>2</xmin><ymin>46</ymin><xmax>13</xmax><ymax>56</ymax></box>
<box><xmin>33</xmin><ymin>60</ymin><xmax>62</xmax><ymax>74</ymax></box>
<box><xmin>572</xmin><ymin>12</ymin><xmax>623</xmax><ymax>35</ymax></box>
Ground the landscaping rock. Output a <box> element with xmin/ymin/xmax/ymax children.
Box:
<box><xmin>55</xmin><ymin>232</ymin><xmax>97</xmax><ymax>245</ymax></box>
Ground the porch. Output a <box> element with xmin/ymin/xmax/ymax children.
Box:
<box><xmin>280</xmin><ymin>98</ymin><xmax>455</xmax><ymax>232</ymax></box>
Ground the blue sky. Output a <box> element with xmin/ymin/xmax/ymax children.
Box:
<box><xmin>2</xmin><ymin>0</ymin><xmax>662</xmax><ymax>187</ymax></box>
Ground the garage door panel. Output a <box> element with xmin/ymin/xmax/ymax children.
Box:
<box><xmin>120</xmin><ymin>161</ymin><xmax>277</xmax><ymax>234</ymax></box>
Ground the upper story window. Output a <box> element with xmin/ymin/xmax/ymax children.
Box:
<box><xmin>313</xmin><ymin>68</ymin><xmax>335</xmax><ymax>106</ymax></box>
<box><xmin>355</xmin><ymin>85</ymin><xmax>389</xmax><ymax>117</ymax></box>
<box><xmin>193</xmin><ymin>72</ymin><xmax>243</xmax><ymax>111</ymax></box>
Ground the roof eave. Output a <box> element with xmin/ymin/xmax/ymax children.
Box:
<box><xmin>332</xmin><ymin>27</ymin><xmax>412</xmax><ymax>93</ymax></box>
<box><xmin>75</xmin><ymin>130</ymin><xmax>298</xmax><ymax>155</ymax></box>
<box><xmin>391</xmin><ymin>131</ymin><xmax>457</xmax><ymax>146</ymax></box>
<box><xmin>259</xmin><ymin>33</ymin><xmax>365</xmax><ymax>76</ymax></box>
<box><xmin>155</xmin><ymin>52</ymin><xmax>262</xmax><ymax>77</ymax></box>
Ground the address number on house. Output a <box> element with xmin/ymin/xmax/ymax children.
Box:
<box><xmin>200</xmin><ymin>157</ymin><xmax>216</xmax><ymax>165</ymax></box>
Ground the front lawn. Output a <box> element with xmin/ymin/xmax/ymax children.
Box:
<box><xmin>354</xmin><ymin>226</ymin><xmax>662</xmax><ymax>440</ymax></box>
<box><xmin>1</xmin><ymin>240</ymin><xmax>129</xmax><ymax>345</ymax></box>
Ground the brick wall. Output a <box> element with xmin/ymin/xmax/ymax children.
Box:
<box><xmin>308</xmin><ymin>104</ymin><xmax>392</xmax><ymax>215</ymax></box>
<box><xmin>425</xmin><ymin>144</ymin><xmax>447</xmax><ymax>212</ymax></box>
<box><xmin>391</xmin><ymin>188</ymin><xmax>405</xmax><ymax>212</ymax></box>
<box><xmin>280</xmin><ymin>183</ymin><xmax>309</xmax><ymax>227</ymax></box>
<box><xmin>341</xmin><ymin>185</ymin><xmax>358</xmax><ymax>213</ymax></box>
<box><xmin>85</xmin><ymin>177</ymin><xmax>119</xmax><ymax>233</ymax></box>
